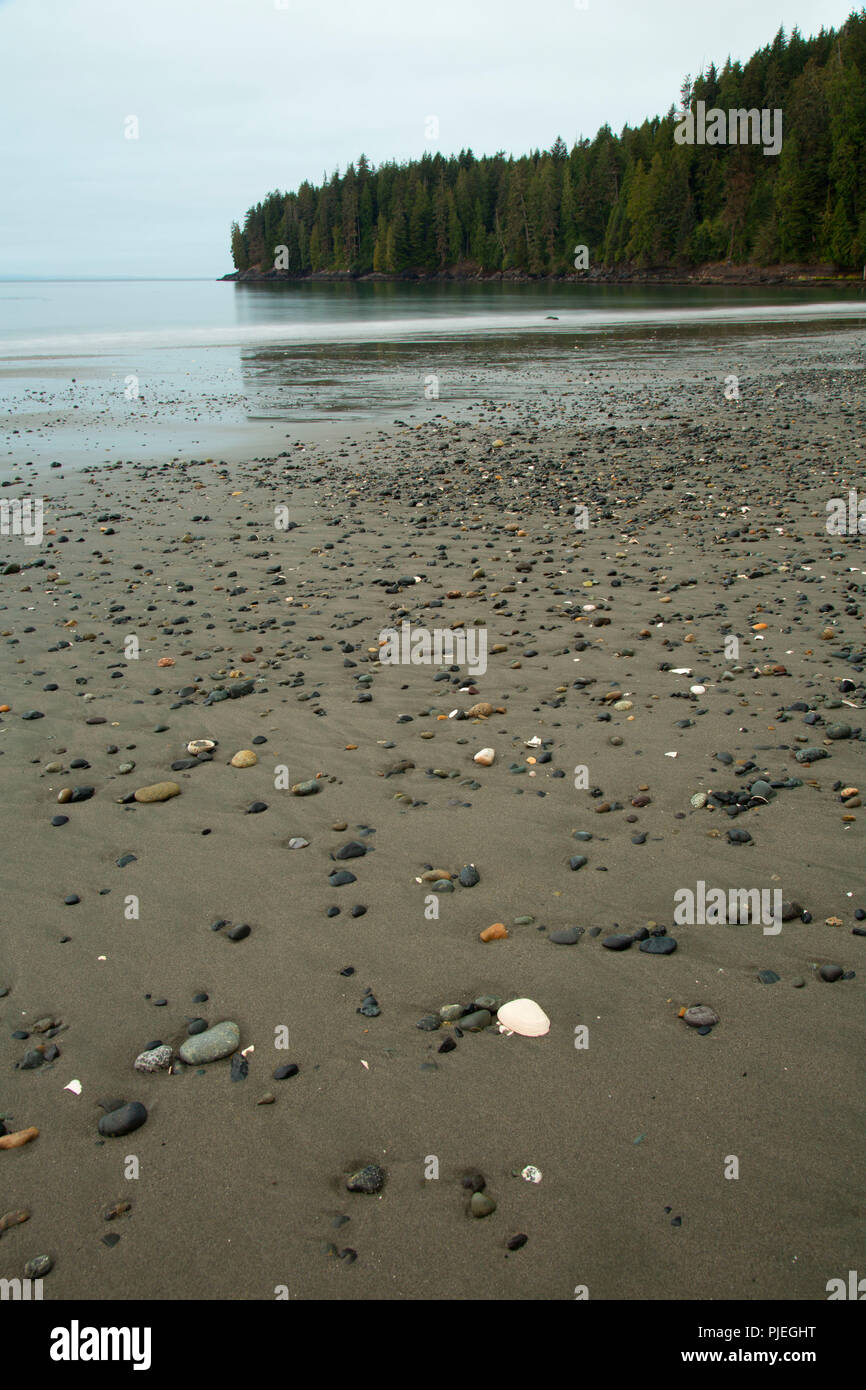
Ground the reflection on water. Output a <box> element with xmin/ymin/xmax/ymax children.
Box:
<box><xmin>0</xmin><ymin>278</ymin><xmax>862</xmax><ymax>428</ymax></box>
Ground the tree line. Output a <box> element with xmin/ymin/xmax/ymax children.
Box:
<box><xmin>229</xmin><ymin>11</ymin><xmax>866</xmax><ymax>277</ymax></box>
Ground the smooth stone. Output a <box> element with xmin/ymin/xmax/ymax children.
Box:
<box><xmin>98</xmin><ymin>1101</ymin><xmax>147</xmax><ymax>1137</ymax></box>
<box><xmin>178</xmin><ymin>1021</ymin><xmax>240</xmax><ymax>1064</ymax></box>
<box><xmin>133</xmin><ymin>782</ymin><xmax>181</xmax><ymax>803</ymax></box>
<box><xmin>346</xmin><ymin>1164</ymin><xmax>385</xmax><ymax>1194</ymax></box>
<box><xmin>473</xmin><ymin>995</ymin><xmax>501</xmax><ymax>1012</ymax></box>
<box><xmin>230</xmin><ymin>1054</ymin><xmax>248</xmax><ymax>1082</ymax></box>
<box><xmin>569</xmin><ymin>855</ymin><xmax>588</xmax><ymax>870</ymax></box>
<box><xmin>226</xmin><ymin>924</ymin><xmax>250</xmax><ymax>941</ymax></box>
<box><xmin>291</xmin><ymin>780</ymin><xmax>320</xmax><ymax>795</ymax></box>
<box><xmin>134</xmin><ymin>1045</ymin><xmax>173</xmax><ymax>1072</ymax></box>
<box><xmin>24</xmin><ymin>1255</ymin><xmax>53</xmax><ymax>1279</ymax></box>
<box><xmin>640</xmin><ymin>936</ymin><xmax>677</xmax><ymax>954</ymax></box>
<box><xmin>550</xmin><ymin>927</ymin><xmax>582</xmax><ymax>945</ymax></box>
<box><xmin>459</xmin><ymin>1009</ymin><xmax>492</xmax><ymax>1031</ymax></box>
<box><xmin>497</xmin><ymin>998</ymin><xmax>550</xmax><ymax>1036</ymax></box>
<box><xmin>602</xmin><ymin>934</ymin><xmax>632</xmax><ymax>950</ymax></box>
<box><xmin>458</xmin><ymin>864</ymin><xmax>480</xmax><ymax>887</ymax></box>
<box><xmin>758</xmin><ymin>969</ymin><xmax>781</xmax><ymax>984</ymax></box>
<box><xmin>683</xmin><ymin>1005</ymin><xmax>719</xmax><ymax>1028</ymax></box>
<box><xmin>470</xmin><ymin>1192</ymin><xmax>497</xmax><ymax>1218</ymax></box>
<box><xmin>273</xmin><ymin>1063</ymin><xmax>299</xmax><ymax>1080</ymax></box>
<box><xmin>826</xmin><ymin>724</ymin><xmax>852</xmax><ymax>739</ymax></box>
<box><xmin>246</xmin><ymin>801</ymin><xmax>268</xmax><ymax>814</ymax></box>
<box><xmin>416</xmin><ymin>1015</ymin><xmax>441</xmax><ymax>1031</ymax></box>
<box><xmin>794</xmin><ymin>747</ymin><xmax>828</xmax><ymax>763</ymax></box>
<box><xmin>439</xmin><ymin>1004</ymin><xmax>464</xmax><ymax>1022</ymax></box>
<box><xmin>334</xmin><ymin>841</ymin><xmax>366</xmax><ymax>860</ymax></box>
<box><xmin>230</xmin><ymin>749</ymin><xmax>258</xmax><ymax>767</ymax></box>
<box><xmin>819</xmin><ymin>964</ymin><xmax>843</xmax><ymax>982</ymax></box>
<box><xmin>329</xmin><ymin>870</ymin><xmax>356</xmax><ymax>886</ymax></box>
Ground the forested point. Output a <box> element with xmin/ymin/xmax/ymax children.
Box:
<box><xmin>227</xmin><ymin>12</ymin><xmax>866</xmax><ymax>280</ymax></box>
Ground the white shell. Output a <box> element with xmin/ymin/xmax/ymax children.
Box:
<box><xmin>474</xmin><ymin>747</ymin><xmax>495</xmax><ymax>765</ymax></box>
<box><xmin>690</xmin><ymin>684</ymin><xmax>706</xmax><ymax>695</ymax></box>
<box><xmin>187</xmin><ymin>739</ymin><xmax>216</xmax><ymax>755</ymax></box>
<box><xmin>497</xmin><ymin>998</ymin><xmax>550</xmax><ymax>1037</ymax></box>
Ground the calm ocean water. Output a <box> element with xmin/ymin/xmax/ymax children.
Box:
<box><xmin>1</xmin><ymin>278</ymin><xmax>864</xmax><ymax>426</ymax></box>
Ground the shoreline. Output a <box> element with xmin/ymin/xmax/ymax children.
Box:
<box><xmin>221</xmin><ymin>262</ymin><xmax>864</xmax><ymax>287</ymax></box>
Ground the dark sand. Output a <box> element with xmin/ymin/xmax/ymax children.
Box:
<box><xmin>1</xmin><ymin>332</ymin><xmax>864</xmax><ymax>1301</ymax></box>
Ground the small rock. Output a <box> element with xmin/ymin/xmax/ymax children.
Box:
<box><xmin>683</xmin><ymin>1005</ymin><xmax>719</xmax><ymax>1028</ymax></box>
<box><xmin>346</xmin><ymin>1164</ymin><xmax>385</xmax><ymax>1194</ymax></box>
<box><xmin>134</xmin><ymin>1045</ymin><xmax>173</xmax><ymax>1073</ymax></box>
<box><xmin>98</xmin><ymin>1102</ymin><xmax>147</xmax><ymax>1137</ymax></box>
<box><xmin>133</xmin><ymin>782</ymin><xmax>181</xmax><ymax>803</ymax></box>
<box><xmin>178</xmin><ymin>1021</ymin><xmax>240</xmax><ymax>1064</ymax></box>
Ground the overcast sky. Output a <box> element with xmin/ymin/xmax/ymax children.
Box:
<box><xmin>0</xmin><ymin>0</ymin><xmax>857</xmax><ymax>277</ymax></box>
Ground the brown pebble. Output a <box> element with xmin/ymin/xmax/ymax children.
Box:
<box><xmin>102</xmin><ymin>1202</ymin><xmax>132</xmax><ymax>1221</ymax></box>
<box><xmin>480</xmin><ymin>922</ymin><xmax>508</xmax><ymax>941</ymax></box>
<box><xmin>0</xmin><ymin>1209</ymin><xmax>30</xmax><ymax>1232</ymax></box>
<box><xmin>133</xmin><ymin>781</ymin><xmax>181</xmax><ymax>803</ymax></box>
<box><xmin>257</xmin><ymin>1094</ymin><xmax>276</xmax><ymax>1105</ymax></box>
<box><xmin>0</xmin><ymin>1127</ymin><xmax>39</xmax><ymax>1150</ymax></box>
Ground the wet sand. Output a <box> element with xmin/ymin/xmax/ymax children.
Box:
<box><xmin>1</xmin><ymin>331</ymin><xmax>864</xmax><ymax>1301</ymax></box>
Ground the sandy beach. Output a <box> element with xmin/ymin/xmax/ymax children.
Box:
<box><xmin>1</xmin><ymin>329</ymin><xmax>864</xmax><ymax>1302</ymax></box>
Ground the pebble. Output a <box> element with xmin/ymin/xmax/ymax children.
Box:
<box><xmin>602</xmin><ymin>934</ymin><xmax>632</xmax><ymax>950</ymax></box>
<box><xmin>24</xmin><ymin>1255</ymin><xmax>53</xmax><ymax>1279</ymax></box>
<box><xmin>98</xmin><ymin>1102</ymin><xmax>147</xmax><ymax>1137</ymax></box>
<box><xmin>133</xmin><ymin>781</ymin><xmax>181</xmax><ymax>803</ymax></box>
<box><xmin>292</xmin><ymin>780</ymin><xmax>320</xmax><ymax>795</ymax></box>
<box><xmin>640</xmin><ymin>936</ymin><xmax>677</xmax><ymax>954</ymax></box>
<box><xmin>479</xmin><ymin>923</ymin><xmax>507</xmax><ymax>942</ymax></box>
<box><xmin>683</xmin><ymin>1005</ymin><xmax>719</xmax><ymax>1028</ymax></box>
<box><xmin>178</xmin><ymin>1021</ymin><xmax>240</xmax><ymax>1064</ymax></box>
<box><xmin>346</xmin><ymin>1164</ymin><xmax>385</xmax><ymax>1194</ymax></box>
<box><xmin>470</xmin><ymin>1192</ymin><xmax>497</xmax><ymax>1218</ymax></box>
<box><xmin>230</xmin><ymin>749</ymin><xmax>258</xmax><ymax>767</ymax></box>
<box><xmin>459</xmin><ymin>1009</ymin><xmax>492</xmax><ymax>1030</ymax></box>
<box><xmin>133</xmin><ymin>1045</ymin><xmax>173</xmax><ymax>1072</ymax></box>
<box><xmin>550</xmin><ymin>927</ymin><xmax>582</xmax><ymax>945</ymax></box>
<box><xmin>819</xmin><ymin>964</ymin><xmax>843</xmax><ymax>982</ymax></box>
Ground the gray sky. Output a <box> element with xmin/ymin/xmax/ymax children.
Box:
<box><xmin>0</xmin><ymin>0</ymin><xmax>856</xmax><ymax>277</ymax></box>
